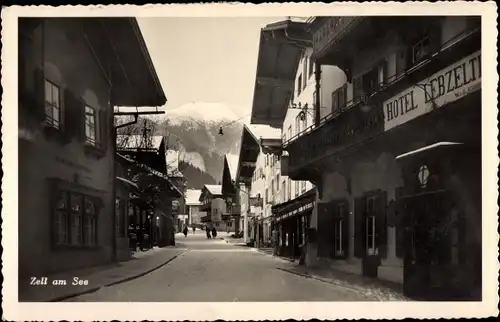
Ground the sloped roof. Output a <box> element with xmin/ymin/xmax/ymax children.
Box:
<box><xmin>245</xmin><ymin>124</ymin><xmax>282</xmax><ymax>142</ymax></box>
<box><xmin>204</xmin><ymin>184</ymin><xmax>223</xmax><ymax>196</ymax></box>
<box><xmin>224</xmin><ymin>153</ymin><xmax>239</xmax><ymax>181</ymax></box>
<box><xmin>116</xmin><ymin>134</ymin><xmax>163</xmax><ymax>150</ymax></box>
<box><xmin>185</xmin><ymin>189</ymin><xmax>202</xmax><ymax>205</ymax></box>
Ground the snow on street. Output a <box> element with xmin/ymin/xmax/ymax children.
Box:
<box><xmin>67</xmin><ymin>233</ymin><xmax>376</xmax><ymax>302</ymax></box>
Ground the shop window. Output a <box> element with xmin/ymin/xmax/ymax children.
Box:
<box><xmin>365</xmin><ymin>196</ymin><xmax>377</xmax><ymax>256</ymax></box>
<box><xmin>332</xmin><ymin>201</ymin><xmax>349</xmax><ymax>259</ymax></box>
<box><xmin>85</xmin><ymin>105</ymin><xmax>97</xmax><ymax>146</ymax></box>
<box><xmin>44</xmin><ymin>80</ymin><xmax>62</xmax><ymax>129</ymax></box>
<box><xmin>334</xmin><ymin>219</ymin><xmax>345</xmax><ymax>257</ymax></box>
<box><xmin>53</xmin><ymin>190</ymin><xmax>98</xmax><ymax>247</ymax></box>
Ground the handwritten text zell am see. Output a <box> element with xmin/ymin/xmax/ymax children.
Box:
<box><xmin>384</xmin><ymin>50</ymin><xmax>481</xmax><ymax>131</ymax></box>
<box><xmin>31</xmin><ymin>276</ymin><xmax>89</xmax><ymax>286</ymax></box>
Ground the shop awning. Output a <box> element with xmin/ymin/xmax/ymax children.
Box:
<box><xmin>272</xmin><ymin>188</ymin><xmax>316</xmax><ymax>222</ymax></box>
<box><xmin>250</xmin><ymin>20</ymin><xmax>311</xmax><ymax>128</ymax></box>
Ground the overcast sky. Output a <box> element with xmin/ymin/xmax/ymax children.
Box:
<box><xmin>137</xmin><ymin>17</ymin><xmax>284</xmax><ymax>121</ymax></box>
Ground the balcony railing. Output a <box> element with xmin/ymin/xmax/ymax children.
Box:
<box><xmin>283</xmin><ymin>26</ymin><xmax>481</xmax><ymax>151</ymax></box>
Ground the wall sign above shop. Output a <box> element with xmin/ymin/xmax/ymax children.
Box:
<box><xmin>312</xmin><ymin>17</ymin><xmax>357</xmax><ymax>58</ymax></box>
<box><xmin>384</xmin><ymin>50</ymin><xmax>481</xmax><ymax>131</ymax></box>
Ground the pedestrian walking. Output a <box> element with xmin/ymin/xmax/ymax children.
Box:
<box><xmin>183</xmin><ymin>226</ymin><xmax>188</xmax><ymax>237</ymax></box>
<box><xmin>211</xmin><ymin>226</ymin><xmax>217</xmax><ymax>238</ymax></box>
<box><xmin>192</xmin><ymin>226</ymin><xmax>196</xmax><ymax>235</ymax></box>
<box><xmin>206</xmin><ymin>226</ymin><xmax>212</xmax><ymax>239</ymax></box>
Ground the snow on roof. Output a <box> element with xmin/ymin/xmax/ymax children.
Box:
<box><xmin>245</xmin><ymin>124</ymin><xmax>282</xmax><ymax>142</ymax></box>
<box><xmin>204</xmin><ymin>184</ymin><xmax>223</xmax><ymax>196</ymax></box>
<box><xmin>185</xmin><ymin>189</ymin><xmax>202</xmax><ymax>205</ymax></box>
<box><xmin>225</xmin><ymin>153</ymin><xmax>239</xmax><ymax>181</ymax></box>
<box><xmin>116</xmin><ymin>134</ymin><xmax>163</xmax><ymax>150</ymax></box>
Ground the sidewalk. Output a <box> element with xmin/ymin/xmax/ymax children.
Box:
<box><xmin>19</xmin><ymin>246</ymin><xmax>186</xmax><ymax>302</ymax></box>
<box><xmin>277</xmin><ymin>262</ymin><xmax>410</xmax><ymax>301</ymax></box>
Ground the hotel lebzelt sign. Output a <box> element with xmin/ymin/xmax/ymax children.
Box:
<box><xmin>383</xmin><ymin>50</ymin><xmax>481</xmax><ymax>131</ymax></box>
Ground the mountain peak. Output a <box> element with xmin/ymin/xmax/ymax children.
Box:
<box><xmin>166</xmin><ymin>102</ymin><xmax>246</xmax><ymax>123</ymax></box>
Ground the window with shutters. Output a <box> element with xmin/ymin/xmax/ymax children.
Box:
<box><xmin>331</xmin><ymin>84</ymin><xmax>347</xmax><ymax>113</ymax></box>
<box><xmin>85</xmin><ymin>105</ymin><xmax>97</xmax><ymax>145</ymax></box>
<box><xmin>365</xmin><ymin>196</ymin><xmax>378</xmax><ymax>255</ymax></box>
<box><xmin>53</xmin><ymin>190</ymin><xmax>98</xmax><ymax>247</ymax></box>
<box><xmin>44</xmin><ymin>80</ymin><xmax>62</xmax><ymax>129</ymax></box>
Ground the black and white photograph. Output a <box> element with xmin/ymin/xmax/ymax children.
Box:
<box><xmin>1</xmin><ymin>2</ymin><xmax>498</xmax><ymax>321</ymax></box>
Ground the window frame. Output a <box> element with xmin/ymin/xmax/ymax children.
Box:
<box><xmin>295</xmin><ymin>114</ymin><xmax>301</xmax><ymax>136</ymax></box>
<box><xmin>297</xmin><ymin>74</ymin><xmax>303</xmax><ymax>96</ymax></box>
<box><xmin>84</xmin><ymin>105</ymin><xmax>98</xmax><ymax>146</ymax></box>
<box><xmin>294</xmin><ymin>179</ymin><xmax>299</xmax><ymax>197</ymax></box>
<box><xmin>52</xmin><ymin>189</ymin><xmax>98</xmax><ymax>248</ymax></box>
<box><xmin>44</xmin><ymin>79</ymin><xmax>62</xmax><ymax>129</ymax></box>
<box><xmin>412</xmin><ymin>36</ymin><xmax>431</xmax><ymax>65</ymax></box>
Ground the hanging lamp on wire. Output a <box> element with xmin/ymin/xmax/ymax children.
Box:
<box><xmin>218</xmin><ymin>114</ymin><xmax>250</xmax><ymax>136</ymax></box>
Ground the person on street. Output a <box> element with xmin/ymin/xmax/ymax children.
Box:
<box><xmin>206</xmin><ymin>226</ymin><xmax>212</xmax><ymax>239</ymax></box>
<box><xmin>183</xmin><ymin>226</ymin><xmax>188</xmax><ymax>237</ymax></box>
<box><xmin>192</xmin><ymin>226</ymin><xmax>196</xmax><ymax>234</ymax></box>
<box><xmin>211</xmin><ymin>226</ymin><xmax>217</xmax><ymax>238</ymax></box>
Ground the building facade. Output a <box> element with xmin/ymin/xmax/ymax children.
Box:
<box><xmin>185</xmin><ymin>189</ymin><xmax>203</xmax><ymax>227</ymax></box>
<box><xmin>199</xmin><ymin>184</ymin><xmax>231</xmax><ymax>231</ymax></box>
<box><xmin>234</xmin><ymin>124</ymin><xmax>281</xmax><ymax>247</ymax></box>
<box><xmin>18</xmin><ymin>17</ymin><xmax>166</xmax><ymax>277</ymax></box>
<box><xmin>221</xmin><ymin>154</ymin><xmax>241</xmax><ymax>233</ymax></box>
<box><xmin>284</xmin><ymin>16</ymin><xmax>481</xmax><ymax>300</ymax></box>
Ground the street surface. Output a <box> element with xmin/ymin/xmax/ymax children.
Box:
<box><xmin>68</xmin><ymin>233</ymin><xmax>373</xmax><ymax>301</ymax></box>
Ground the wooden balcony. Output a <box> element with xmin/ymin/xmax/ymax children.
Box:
<box><xmin>200</xmin><ymin>200</ymin><xmax>212</xmax><ymax>212</ymax></box>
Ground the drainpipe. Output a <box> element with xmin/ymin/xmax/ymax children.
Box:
<box><xmin>314</xmin><ymin>62</ymin><xmax>321</xmax><ymax>126</ymax></box>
